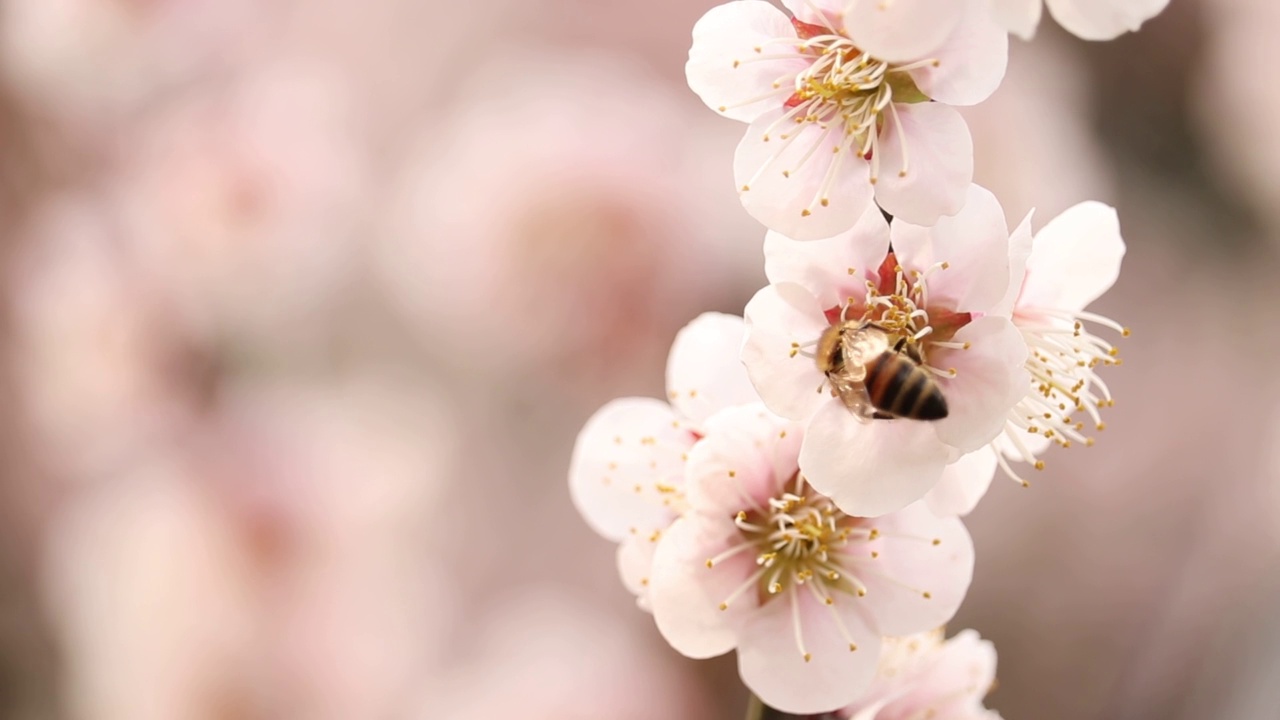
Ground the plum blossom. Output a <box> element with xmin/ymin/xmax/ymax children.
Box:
<box><xmin>378</xmin><ymin>51</ymin><xmax>752</xmax><ymax>391</ymax></box>
<box><xmin>837</xmin><ymin>0</ymin><xmax>1168</xmax><ymax>51</ymax></box>
<box><xmin>742</xmin><ymin>184</ymin><xmax>1028</xmax><ymax>517</ymax></box>
<box><xmin>987</xmin><ymin>0</ymin><xmax>1170</xmax><ymax>40</ymax></box>
<box><xmin>838</xmin><ymin>629</ymin><xmax>1000</xmax><ymax>720</ymax></box>
<box><xmin>648</xmin><ymin>403</ymin><xmax>974</xmax><ymax>714</ymax></box>
<box><xmin>113</xmin><ymin>61</ymin><xmax>368</xmax><ymax>346</ymax></box>
<box><xmin>686</xmin><ymin>0</ymin><xmax>1006</xmax><ymax>239</ymax></box>
<box><xmin>989</xmin><ymin>201</ymin><xmax>1127</xmax><ymax>485</ymax></box>
<box><xmin>569</xmin><ymin>313</ymin><xmax>758</xmax><ymax>609</ymax></box>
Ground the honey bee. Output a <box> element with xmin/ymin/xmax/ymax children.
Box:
<box><xmin>815</xmin><ymin>321</ymin><xmax>948</xmax><ymax>421</ymax></box>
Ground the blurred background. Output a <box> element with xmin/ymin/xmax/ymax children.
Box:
<box><xmin>0</xmin><ymin>0</ymin><xmax>1276</xmax><ymax>718</ymax></box>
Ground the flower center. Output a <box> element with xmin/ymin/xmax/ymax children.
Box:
<box><xmin>794</xmin><ymin>257</ymin><xmax>971</xmax><ymax>418</ymax></box>
<box><xmin>782</xmin><ymin>19</ymin><xmax>937</xmax><ymax>178</ymax></box>
<box><xmin>737</xmin><ymin>477</ymin><xmax>858</xmax><ymax>601</ymax></box>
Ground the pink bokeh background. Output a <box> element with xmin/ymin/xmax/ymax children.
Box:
<box><xmin>0</xmin><ymin>0</ymin><xmax>1276</xmax><ymax>718</ymax></box>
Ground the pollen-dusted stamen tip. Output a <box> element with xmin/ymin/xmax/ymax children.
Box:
<box><xmin>856</xmin><ymin>588</ymin><xmax>867</xmax><ymax>597</ymax></box>
<box><xmin>821</xmin><ymin>198</ymin><xmax>830</xmax><ymax>207</ymax></box>
<box><xmin>741</xmin><ymin>184</ymin><xmax>751</xmax><ymax>192</ymax></box>
<box><xmin>931</xmin><ymin>538</ymin><xmax>941</xmax><ymax>546</ymax></box>
<box><xmin>1122</xmin><ymin>327</ymin><xmax>1132</xmax><ymax>337</ymax></box>
<box><xmin>705</xmin><ymin>559</ymin><xmax>714</xmax><ymax>568</ymax></box>
<box><xmin>719</xmin><ymin>602</ymin><xmax>729</xmax><ymax>611</ymax></box>
<box><xmin>1034</xmin><ymin>460</ymin><xmax>1045</xmax><ymax>470</ymax></box>
<box><xmin>849</xmin><ymin>643</ymin><xmax>858</xmax><ymax>652</ymax></box>
<box><xmin>803</xmin><ymin>653</ymin><xmax>812</xmax><ymax>663</ymax></box>
<box><xmin>801</xmin><ymin>209</ymin><xmax>812</xmax><ymax>216</ymax></box>
<box><xmin>922</xmin><ymin>591</ymin><xmax>933</xmax><ymax>599</ymax></box>
<box><xmin>898</xmin><ymin>170</ymin><xmax>907</xmax><ymax>177</ymax></box>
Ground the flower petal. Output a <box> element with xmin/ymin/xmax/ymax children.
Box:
<box><xmin>990</xmin><ymin>208</ymin><xmax>1035</xmax><ymax>319</ymax></box>
<box><xmin>686</xmin><ymin>404</ymin><xmax>803</xmax><ymax>515</ymax></box>
<box><xmin>842</xmin><ymin>0</ymin><xmax>965</xmax><ymax>63</ymax></box>
<box><xmin>649</xmin><ymin>516</ymin><xmax>754</xmax><ymax>659</ymax></box>
<box><xmin>666</xmin><ymin>312</ymin><xmax>759</xmax><ymax>426</ymax></box>
<box><xmin>617</xmin><ymin>534</ymin><xmax>658</xmax><ymax>611</ymax></box>
<box><xmin>910</xmin><ymin>0</ymin><xmax>1008</xmax><ymax>107</ymax></box>
<box><xmin>687</xmin><ymin>1</ymin><xmax>808</xmax><ymax>123</ymax></box>
<box><xmin>857</xmin><ymin>502</ymin><xmax>974</xmax><ymax>636</ymax></box>
<box><xmin>568</xmin><ymin>398</ymin><xmax>692</xmax><ymax>541</ymax></box>
<box><xmin>872</xmin><ymin>103</ymin><xmax>973</xmax><ymax>227</ymax></box>
<box><xmin>1045</xmin><ymin>0</ymin><xmax>1170</xmax><ymax>41</ymax></box>
<box><xmin>780</xmin><ymin>0</ymin><xmax>844</xmax><ymax>25</ymax></box>
<box><xmin>932</xmin><ymin>317</ymin><xmax>1028</xmax><ymax>452</ymax></box>
<box><xmin>1019</xmin><ymin>201</ymin><xmax>1125</xmax><ymax>313</ymax></box>
<box><xmin>990</xmin><ymin>0</ymin><xmax>1044</xmax><ymax>39</ymax></box>
<box><xmin>737</xmin><ymin>587</ymin><xmax>882</xmax><ymax>714</ymax></box>
<box><xmin>924</xmin><ymin>446</ymin><xmax>999</xmax><ymax>517</ymax></box>
<box><xmin>763</xmin><ymin>209</ymin><xmax>890</xmax><ymax>310</ymax></box>
<box><xmin>735</xmin><ymin>109</ymin><xmax>875</xmax><ymax>240</ymax></box>
<box><xmin>799</xmin><ymin>403</ymin><xmax>950</xmax><ymax>517</ymax></box>
<box><xmin>891</xmin><ymin>183</ymin><xmax>1010</xmax><ymax>314</ymax></box>
<box><xmin>742</xmin><ymin>283</ymin><xmax>831</xmax><ymax>421</ymax></box>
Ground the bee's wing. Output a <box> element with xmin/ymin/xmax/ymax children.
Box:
<box><xmin>841</xmin><ymin>327</ymin><xmax>891</xmax><ymax>381</ymax></box>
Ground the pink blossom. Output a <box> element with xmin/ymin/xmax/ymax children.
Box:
<box><xmin>8</xmin><ymin>196</ymin><xmax>202</xmax><ymax>481</ymax></box>
<box><xmin>831</xmin><ymin>0</ymin><xmax>1168</xmax><ymax>51</ymax></box>
<box><xmin>989</xmin><ymin>0</ymin><xmax>1170</xmax><ymax>40</ymax></box>
<box><xmin>113</xmin><ymin>61</ymin><xmax>369</xmax><ymax>345</ymax></box>
<box><xmin>647</xmin><ymin>403</ymin><xmax>974</xmax><ymax>714</ymax></box>
<box><xmin>686</xmin><ymin>0</ymin><xmax>1006</xmax><ymax>238</ymax></box>
<box><xmin>43</xmin><ymin>379</ymin><xmax>452</xmax><ymax>720</ymax></box>
<box><xmin>742</xmin><ymin>185</ymin><xmax>1027</xmax><ymax>517</ymax></box>
<box><xmin>377</xmin><ymin>50</ymin><xmax>752</xmax><ymax>390</ymax></box>
<box><xmin>990</xmin><ymin>201</ymin><xmax>1127</xmax><ymax>485</ymax></box>
<box><xmin>838</xmin><ymin>629</ymin><xmax>1000</xmax><ymax>720</ymax></box>
<box><xmin>570</xmin><ymin>313</ymin><xmax>758</xmax><ymax>609</ymax></box>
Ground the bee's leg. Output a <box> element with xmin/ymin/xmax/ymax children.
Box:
<box><xmin>871</xmin><ymin>411</ymin><xmax>895</xmax><ymax>420</ymax></box>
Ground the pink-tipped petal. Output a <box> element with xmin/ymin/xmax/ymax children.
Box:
<box><xmin>991</xmin><ymin>0</ymin><xmax>1044</xmax><ymax>39</ymax></box>
<box><xmin>737</xmin><ymin>588</ymin><xmax>882</xmax><ymax>714</ymax></box>
<box><xmin>842</xmin><ymin>0</ymin><xmax>965</xmax><ymax>63</ymax></box>
<box><xmin>911</xmin><ymin>0</ymin><xmax>1008</xmax><ymax>106</ymax></box>
<box><xmin>891</xmin><ymin>184</ymin><xmax>1011</xmax><ymax>314</ymax></box>
<box><xmin>687</xmin><ymin>1</ymin><xmax>808</xmax><ymax>123</ymax></box>
<box><xmin>991</xmin><ymin>208</ymin><xmax>1035</xmax><ymax>319</ymax></box>
<box><xmin>924</xmin><ymin>446</ymin><xmax>999</xmax><ymax>517</ymax></box>
<box><xmin>857</xmin><ymin>502</ymin><xmax>974</xmax><ymax>635</ymax></box>
<box><xmin>569</xmin><ymin>398</ymin><xmax>692</xmax><ymax>541</ymax></box>
<box><xmin>735</xmin><ymin>109</ymin><xmax>876</xmax><ymax>240</ymax></box>
<box><xmin>799</xmin><ymin>404</ymin><xmax>951</xmax><ymax>517</ymax></box>
<box><xmin>1019</xmin><ymin>201</ymin><xmax>1125</xmax><ymax>313</ymax></box>
<box><xmin>649</xmin><ymin>516</ymin><xmax>754</xmax><ymax>659</ymax></box>
<box><xmin>932</xmin><ymin>317</ymin><xmax>1028</xmax><ymax>452</ymax></box>
<box><xmin>872</xmin><ymin>103</ymin><xmax>972</xmax><ymax>227</ymax></box>
<box><xmin>742</xmin><ymin>283</ymin><xmax>832</xmax><ymax>422</ymax></box>
<box><xmin>1045</xmin><ymin>0</ymin><xmax>1170</xmax><ymax>41</ymax></box>
<box><xmin>763</xmin><ymin>209</ymin><xmax>891</xmax><ymax>310</ymax></box>
<box><xmin>686</xmin><ymin>405</ymin><xmax>801</xmax><ymax>515</ymax></box>
<box><xmin>666</xmin><ymin>312</ymin><xmax>759</xmax><ymax>425</ymax></box>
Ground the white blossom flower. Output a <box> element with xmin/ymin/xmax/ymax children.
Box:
<box><xmin>742</xmin><ymin>184</ymin><xmax>1028</xmax><ymax>517</ymax></box>
<box><xmin>569</xmin><ymin>313</ymin><xmax>758</xmax><ymax>609</ymax></box>
<box><xmin>838</xmin><ymin>629</ymin><xmax>1000</xmax><ymax>720</ymax></box>
<box><xmin>989</xmin><ymin>201</ymin><xmax>1127</xmax><ymax>485</ymax></box>
<box><xmin>838</xmin><ymin>0</ymin><xmax>1168</xmax><ymax>50</ymax></box>
<box><xmin>988</xmin><ymin>0</ymin><xmax>1171</xmax><ymax>40</ymax></box>
<box><xmin>686</xmin><ymin>0</ymin><xmax>1006</xmax><ymax>239</ymax></box>
<box><xmin>648</xmin><ymin>403</ymin><xmax>974</xmax><ymax>714</ymax></box>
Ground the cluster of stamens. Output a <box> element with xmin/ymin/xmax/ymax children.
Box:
<box><xmin>995</xmin><ymin>309</ymin><xmax>1130</xmax><ymax>485</ymax></box>
<box><xmin>728</xmin><ymin>13</ymin><xmax>939</xmax><ymax>217</ymax></box>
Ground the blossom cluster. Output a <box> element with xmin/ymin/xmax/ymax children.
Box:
<box><xmin>571</xmin><ymin>0</ymin><xmax>1159</xmax><ymax>715</ymax></box>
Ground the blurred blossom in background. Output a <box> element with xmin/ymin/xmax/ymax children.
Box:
<box><xmin>0</xmin><ymin>1</ymin><xmax>1278</xmax><ymax>719</ymax></box>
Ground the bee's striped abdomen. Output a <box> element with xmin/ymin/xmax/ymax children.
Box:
<box><xmin>864</xmin><ymin>353</ymin><xmax>948</xmax><ymax>421</ymax></box>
